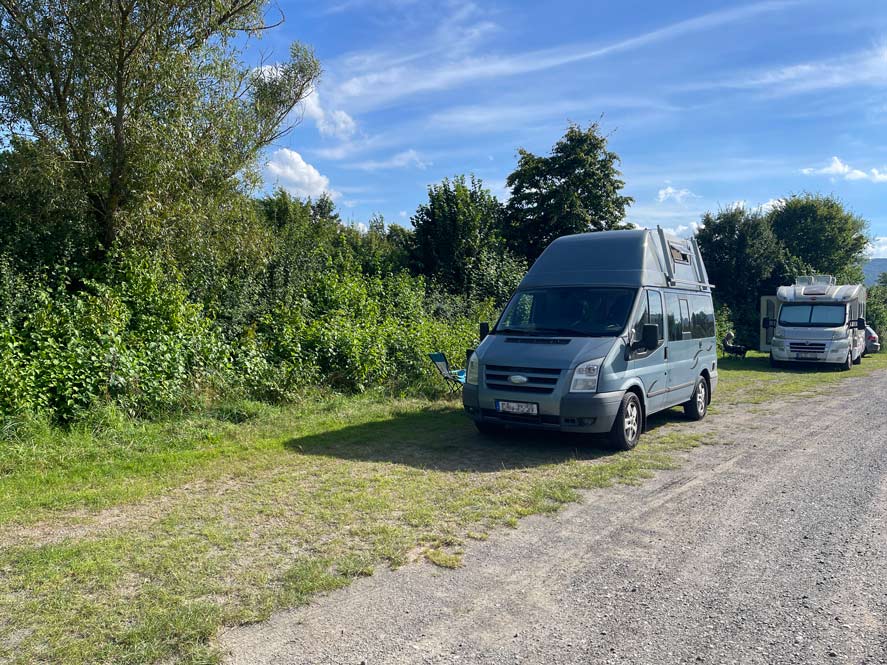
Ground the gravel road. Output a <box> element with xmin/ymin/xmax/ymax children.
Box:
<box><xmin>221</xmin><ymin>370</ymin><xmax>887</xmax><ymax>665</ymax></box>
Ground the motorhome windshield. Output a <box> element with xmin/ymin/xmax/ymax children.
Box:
<box><xmin>495</xmin><ymin>287</ymin><xmax>636</xmax><ymax>337</ymax></box>
<box><xmin>778</xmin><ymin>303</ymin><xmax>846</xmax><ymax>327</ymax></box>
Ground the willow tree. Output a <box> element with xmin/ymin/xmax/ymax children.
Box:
<box><xmin>0</xmin><ymin>0</ymin><xmax>320</xmax><ymax>258</ymax></box>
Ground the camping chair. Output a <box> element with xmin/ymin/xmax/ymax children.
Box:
<box><xmin>428</xmin><ymin>352</ymin><xmax>466</xmax><ymax>393</ymax></box>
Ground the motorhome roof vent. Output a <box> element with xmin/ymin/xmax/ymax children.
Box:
<box><xmin>795</xmin><ymin>275</ymin><xmax>836</xmax><ymax>286</ymax></box>
<box><xmin>802</xmin><ymin>285</ymin><xmax>829</xmax><ymax>296</ymax></box>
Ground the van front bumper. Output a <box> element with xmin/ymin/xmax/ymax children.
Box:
<box><xmin>462</xmin><ymin>384</ymin><xmax>623</xmax><ymax>434</ymax></box>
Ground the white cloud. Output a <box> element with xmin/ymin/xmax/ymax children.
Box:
<box><xmin>656</xmin><ymin>186</ymin><xmax>697</xmax><ymax>204</ymax></box>
<box><xmin>690</xmin><ymin>46</ymin><xmax>887</xmax><ymax>95</ymax></box>
<box><xmin>301</xmin><ymin>92</ymin><xmax>357</xmax><ymax>139</ymax></box>
<box><xmin>759</xmin><ymin>198</ymin><xmax>785</xmax><ymax>213</ymax></box>
<box><xmin>331</xmin><ymin>1</ymin><xmax>800</xmax><ymax>111</ymax></box>
<box><xmin>430</xmin><ymin>97</ymin><xmax>680</xmax><ymax>133</ymax></box>
<box><xmin>870</xmin><ymin>237</ymin><xmax>887</xmax><ymax>258</ymax></box>
<box><xmin>802</xmin><ymin>156</ymin><xmax>887</xmax><ymax>183</ymax></box>
<box><xmin>265</xmin><ymin>149</ymin><xmax>339</xmax><ymax>199</ymax></box>
<box><xmin>351</xmin><ymin>149</ymin><xmax>430</xmax><ymax>171</ymax></box>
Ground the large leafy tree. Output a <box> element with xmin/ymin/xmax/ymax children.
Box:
<box><xmin>767</xmin><ymin>194</ymin><xmax>869</xmax><ymax>283</ymax></box>
<box><xmin>411</xmin><ymin>174</ymin><xmax>506</xmax><ymax>294</ymax></box>
<box><xmin>696</xmin><ymin>205</ymin><xmax>785</xmax><ymax>344</ymax></box>
<box><xmin>0</xmin><ymin>0</ymin><xmax>320</xmax><ymax>258</ymax></box>
<box><xmin>503</xmin><ymin>122</ymin><xmax>633</xmax><ymax>263</ymax></box>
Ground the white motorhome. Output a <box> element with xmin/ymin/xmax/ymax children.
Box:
<box><xmin>763</xmin><ymin>275</ymin><xmax>867</xmax><ymax>370</ymax></box>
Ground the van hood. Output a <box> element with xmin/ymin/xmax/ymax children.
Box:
<box><xmin>477</xmin><ymin>334</ymin><xmax>617</xmax><ymax>370</ymax></box>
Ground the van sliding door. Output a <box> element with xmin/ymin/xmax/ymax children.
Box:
<box><xmin>665</xmin><ymin>293</ymin><xmax>697</xmax><ymax>406</ymax></box>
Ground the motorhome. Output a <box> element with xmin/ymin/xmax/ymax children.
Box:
<box><xmin>462</xmin><ymin>229</ymin><xmax>717</xmax><ymax>450</ymax></box>
<box><xmin>763</xmin><ymin>276</ymin><xmax>867</xmax><ymax>370</ymax></box>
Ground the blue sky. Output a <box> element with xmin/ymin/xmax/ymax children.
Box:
<box><xmin>254</xmin><ymin>0</ymin><xmax>887</xmax><ymax>255</ymax></box>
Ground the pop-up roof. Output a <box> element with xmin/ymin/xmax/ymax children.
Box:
<box><xmin>519</xmin><ymin>228</ymin><xmax>712</xmax><ymax>292</ymax></box>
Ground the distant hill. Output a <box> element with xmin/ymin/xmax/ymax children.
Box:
<box><xmin>864</xmin><ymin>259</ymin><xmax>887</xmax><ymax>286</ymax></box>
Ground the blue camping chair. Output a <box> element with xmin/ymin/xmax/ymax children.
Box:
<box><xmin>429</xmin><ymin>352</ymin><xmax>466</xmax><ymax>393</ymax></box>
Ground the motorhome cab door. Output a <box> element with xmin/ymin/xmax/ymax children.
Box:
<box><xmin>760</xmin><ymin>296</ymin><xmax>778</xmax><ymax>352</ymax></box>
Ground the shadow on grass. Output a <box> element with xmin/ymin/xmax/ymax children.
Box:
<box><xmin>283</xmin><ymin>400</ymin><xmax>704</xmax><ymax>472</ymax></box>
<box><xmin>283</xmin><ymin>407</ymin><xmax>623</xmax><ymax>472</ymax></box>
<box><xmin>716</xmin><ymin>353</ymin><xmax>844</xmax><ymax>374</ymax></box>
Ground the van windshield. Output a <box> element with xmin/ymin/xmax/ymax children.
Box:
<box><xmin>778</xmin><ymin>303</ymin><xmax>846</xmax><ymax>327</ymax></box>
<box><xmin>495</xmin><ymin>287</ymin><xmax>636</xmax><ymax>337</ymax></box>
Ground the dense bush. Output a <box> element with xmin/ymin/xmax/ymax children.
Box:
<box><xmin>0</xmin><ymin>249</ymin><xmax>489</xmax><ymax>424</ymax></box>
<box><xmin>0</xmin><ymin>255</ymin><xmax>230</xmax><ymax>422</ymax></box>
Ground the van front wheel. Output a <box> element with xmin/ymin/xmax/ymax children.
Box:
<box><xmin>608</xmin><ymin>392</ymin><xmax>642</xmax><ymax>451</ymax></box>
<box><xmin>684</xmin><ymin>377</ymin><xmax>708</xmax><ymax>421</ymax></box>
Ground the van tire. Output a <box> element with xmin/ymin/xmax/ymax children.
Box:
<box><xmin>683</xmin><ymin>377</ymin><xmax>708</xmax><ymax>421</ymax></box>
<box><xmin>852</xmin><ymin>351</ymin><xmax>862</xmax><ymax>365</ymax></box>
<box><xmin>839</xmin><ymin>351</ymin><xmax>852</xmax><ymax>371</ymax></box>
<box><xmin>608</xmin><ymin>392</ymin><xmax>642</xmax><ymax>451</ymax></box>
<box><xmin>769</xmin><ymin>353</ymin><xmax>782</xmax><ymax>369</ymax></box>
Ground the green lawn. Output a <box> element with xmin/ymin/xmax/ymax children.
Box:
<box><xmin>0</xmin><ymin>352</ymin><xmax>884</xmax><ymax>664</ymax></box>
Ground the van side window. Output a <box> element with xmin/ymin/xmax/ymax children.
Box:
<box><xmin>666</xmin><ymin>294</ymin><xmax>682</xmax><ymax>341</ymax></box>
<box><xmin>632</xmin><ymin>290</ymin><xmax>665</xmax><ymax>350</ymax></box>
<box><xmin>679</xmin><ymin>299</ymin><xmax>692</xmax><ymax>340</ymax></box>
<box><xmin>632</xmin><ymin>291</ymin><xmax>649</xmax><ymax>344</ymax></box>
<box><xmin>648</xmin><ymin>290</ymin><xmax>664</xmax><ymax>341</ymax></box>
<box><xmin>669</xmin><ymin>244</ymin><xmax>691</xmax><ymax>264</ymax></box>
<box><xmin>690</xmin><ymin>294</ymin><xmax>716</xmax><ymax>338</ymax></box>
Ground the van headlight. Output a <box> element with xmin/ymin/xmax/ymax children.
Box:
<box><xmin>570</xmin><ymin>359</ymin><xmax>602</xmax><ymax>393</ymax></box>
<box><xmin>466</xmin><ymin>353</ymin><xmax>479</xmax><ymax>385</ymax></box>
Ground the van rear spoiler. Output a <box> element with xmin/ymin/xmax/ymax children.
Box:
<box><xmin>656</xmin><ymin>226</ymin><xmax>715</xmax><ymax>291</ymax></box>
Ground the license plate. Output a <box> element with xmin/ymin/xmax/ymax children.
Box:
<box><xmin>796</xmin><ymin>353</ymin><xmax>818</xmax><ymax>360</ymax></box>
<box><xmin>495</xmin><ymin>400</ymin><xmax>538</xmax><ymax>415</ymax></box>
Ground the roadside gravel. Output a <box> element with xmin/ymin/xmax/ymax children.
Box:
<box><xmin>221</xmin><ymin>370</ymin><xmax>887</xmax><ymax>665</ymax></box>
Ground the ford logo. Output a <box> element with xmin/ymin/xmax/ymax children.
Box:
<box><xmin>509</xmin><ymin>375</ymin><xmax>529</xmax><ymax>384</ymax></box>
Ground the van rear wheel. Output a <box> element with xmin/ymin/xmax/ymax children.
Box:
<box><xmin>608</xmin><ymin>392</ymin><xmax>641</xmax><ymax>451</ymax></box>
<box><xmin>683</xmin><ymin>377</ymin><xmax>708</xmax><ymax>421</ymax></box>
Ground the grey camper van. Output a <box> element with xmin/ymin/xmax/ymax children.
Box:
<box><xmin>462</xmin><ymin>229</ymin><xmax>717</xmax><ymax>450</ymax></box>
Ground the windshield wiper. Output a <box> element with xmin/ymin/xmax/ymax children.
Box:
<box><xmin>495</xmin><ymin>328</ymin><xmax>532</xmax><ymax>335</ymax></box>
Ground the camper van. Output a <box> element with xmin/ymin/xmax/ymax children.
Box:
<box><xmin>763</xmin><ymin>276</ymin><xmax>867</xmax><ymax>370</ymax></box>
<box><xmin>462</xmin><ymin>229</ymin><xmax>717</xmax><ymax>450</ymax></box>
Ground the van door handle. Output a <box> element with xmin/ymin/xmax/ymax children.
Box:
<box><xmin>664</xmin><ymin>347</ymin><xmax>669</xmax><ymax>360</ymax></box>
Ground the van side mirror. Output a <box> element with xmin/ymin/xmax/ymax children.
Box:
<box><xmin>479</xmin><ymin>322</ymin><xmax>490</xmax><ymax>341</ymax></box>
<box><xmin>641</xmin><ymin>323</ymin><xmax>659</xmax><ymax>351</ymax></box>
<box><xmin>857</xmin><ymin>318</ymin><xmax>866</xmax><ymax>330</ymax></box>
<box><xmin>762</xmin><ymin>317</ymin><xmax>771</xmax><ymax>330</ymax></box>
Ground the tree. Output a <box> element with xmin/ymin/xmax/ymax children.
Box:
<box><xmin>503</xmin><ymin>122</ymin><xmax>633</xmax><ymax>262</ymax></box>
<box><xmin>767</xmin><ymin>194</ymin><xmax>869</xmax><ymax>282</ymax></box>
<box><xmin>696</xmin><ymin>206</ymin><xmax>784</xmax><ymax>345</ymax></box>
<box><xmin>0</xmin><ymin>0</ymin><xmax>320</xmax><ymax>258</ymax></box>
<box><xmin>411</xmin><ymin>175</ymin><xmax>505</xmax><ymax>294</ymax></box>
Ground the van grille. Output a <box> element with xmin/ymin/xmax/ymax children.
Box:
<box><xmin>484</xmin><ymin>365</ymin><xmax>562</xmax><ymax>394</ymax></box>
<box><xmin>789</xmin><ymin>342</ymin><xmax>826</xmax><ymax>353</ymax></box>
